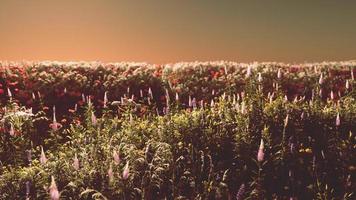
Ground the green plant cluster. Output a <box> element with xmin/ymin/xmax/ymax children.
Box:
<box><xmin>0</xmin><ymin>61</ymin><xmax>355</xmax><ymax>199</ymax></box>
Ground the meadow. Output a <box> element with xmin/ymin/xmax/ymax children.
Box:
<box><xmin>0</xmin><ymin>61</ymin><xmax>355</xmax><ymax>199</ymax></box>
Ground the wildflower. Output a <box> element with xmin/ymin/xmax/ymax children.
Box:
<box><xmin>9</xmin><ymin>123</ymin><xmax>15</xmax><ymax>136</ymax></box>
<box><xmin>103</xmin><ymin>91</ymin><xmax>108</xmax><ymax>108</ymax></box>
<box><xmin>148</xmin><ymin>87</ymin><xmax>153</xmax><ymax>99</ymax></box>
<box><xmin>81</xmin><ymin>93</ymin><xmax>85</xmax><ymax>103</ymax></box>
<box><xmin>336</xmin><ymin>112</ymin><xmax>340</xmax><ymax>126</ymax></box>
<box><xmin>122</xmin><ymin>161</ymin><xmax>130</xmax><ymax>180</ymax></box>
<box><xmin>330</xmin><ymin>91</ymin><xmax>334</xmax><ymax>100</ymax></box>
<box><xmin>236</xmin><ymin>183</ymin><xmax>245</xmax><ymax>200</ymax></box>
<box><xmin>257</xmin><ymin>139</ymin><xmax>265</xmax><ymax>162</ymax></box>
<box><xmin>300</xmin><ymin>112</ymin><xmax>305</xmax><ymax>120</ymax></box>
<box><xmin>91</xmin><ymin>111</ymin><xmax>97</xmax><ymax>125</ymax></box>
<box><xmin>40</xmin><ymin>146</ymin><xmax>47</xmax><ymax>165</ymax></box>
<box><xmin>277</xmin><ymin>68</ymin><xmax>282</xmax><ymax>79</ymax></box>
<box><xmin>73</xmin><ymin>153</ymin><xmax>79</xmax><ymax>170</ymax></box>
<box><xmin>175</xmin><ymin>92</ymin><xmax>179</xmax><ymax>101</ymax></box>
<box><xmin>257</xmin><ymin>72</ymin><xmax>262</xmax><ymax>83</ymax></box>
<box><xmin>7</xmin><ymin>88</ymin><xmax>12</xmax><ymax>98</ymax></box>
<box><xmin>210</xmin><ymin>99</ymin><xmax>214</xmax><ymax>107</ymax></box>
<box><xmin>346</xmin><ymin>80</ymin><xmax>350</xmax><ymax>90</ymax></box>
<box><xmin>108</xmin><ymin>164</ymin><xmax>114</xmax><ymax>182</ymax></box>
<box><xmin>113</xmin><ymin>150</ymin><xmax>121</xmax><ymax>165</ymax></box>
<box><xmin>319</xmin><ymin>73</ymin><xmax>323</xmax><ymax>85</ymax></box>
<box><xmin>49</xmin><ymin>176</ymin><xmax>60</xmax><ymax>200</ymax></box>
<box><xmin>64</xmin><ymin>87</ymin><xmax>67</xmax><ymax>94</ymax></box>
<box><xmin>284</xmin><ymin>114</ymin><xmax>289</xmax><ymax>127</ymax></box>
<box><xmin>32</xmin><ymin>92</ymin><xmax>36</xmax><ymax>100</ymax></box>
<box><xmin>246</xmin><ymin>65</ymin><xmax>252</xmax><ymax>78</ymax></box>
<box><xmin>127</xmin><ymin>87</ymin><xmax>130</xmax><ymax>94</ymax></box>
<box><xmin>50</xmin><ymin>106</ymin><xmax>61</xmax><ymax>131</ymax></box>
<box><xmin>188</xmin><ymin>95</ymin><xmax>192</xmax><ymax>107</ymax></box>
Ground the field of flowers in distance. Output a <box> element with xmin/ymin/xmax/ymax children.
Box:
<box><xmin>0</xmin><ymin>61</ymin><xmax>355</xmax><ymax>199</ymax></box>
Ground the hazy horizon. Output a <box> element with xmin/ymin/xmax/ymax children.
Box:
<box><xmin>1</xmin><ymin>0</ymin><xmax>355</xmax><ymax>64</ymax></box>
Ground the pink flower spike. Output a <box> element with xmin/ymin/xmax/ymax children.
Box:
<box><xmin>49</xmin><ymin>176</ymin><xmax>60</xmax><ymax>200</ymax></box>
<box><xmin>40</xmin><ymin>146</ymin><xmax>48</xmax><ymax>165</ymax></box>
<box><xmin>122</xmin><ymin>161</ymin><xmax>130</xmax><ymax>180</ymax></box>
<box><xmin>336</xmin><ymin>113</ymin><xmax>340</xmax><ymax>127</ymax></box>
<box><xmin>277</xmin><ymin>68</ymin><xmax>282</xmax><ymax>79</ymax></box>
<box><xmin>73</xmin><ymin>153</ymin><xmax>80</xmax><ymax>170</ymax></box>
<box><xmin>257</xmin><ymin>139</ymin><xmax>265</xmax><ymax>162</ymax></box>
<box><xmin>108</xmin><ymin>164</ymin><xmax>114</xmax><ymax>182</ymax></box>
<box><xmin>319</xmin><ymin>73</ymin><xmax>323</xmax><ymax>85</ymax></box>
<box><xmin>91</xmin><ymin>111</ymin><xmax>97</xmax><ymax>125</ymax></box>
<box><xmin>103</xmin><ymin>91</ymin><xmax>108</xmax><ymax>108</ymax></box>
<box><xmin>9</xmin><ymin>123</ymin><xmax>15</xmax><ymax>136</ymax></box>
<box><xmin>113</xmin><ymin>150</ymin><xmax>121</xmax><ymax>165</ymax></box>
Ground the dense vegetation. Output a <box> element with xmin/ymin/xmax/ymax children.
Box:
<box><xmin>0</xmin><ymin>61</ymin><xmax>355</xmax><ymax>199</ymax></box>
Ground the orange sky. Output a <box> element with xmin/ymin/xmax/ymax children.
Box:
<box><xmin>0</xmin><ymin>0</ymin><xmax>356</xmax><ymax>64</ymax></box>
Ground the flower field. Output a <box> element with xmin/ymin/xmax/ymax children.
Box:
<box><xmin>0</xmin><ymin>61</ymin><xmax>355</xmax><ymax>199</ymax></box>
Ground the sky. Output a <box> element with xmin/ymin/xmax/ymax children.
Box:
<box><xmin>0</xmin><ymin>0</ymin><xmax>355</xmax><ymax>64</ymax></box>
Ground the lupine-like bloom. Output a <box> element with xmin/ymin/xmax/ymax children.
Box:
<box><xmin>73</xmin><ymin>153</ymin><xmax>79</xmax><ymax>170</ymax></box>
<box><xmin>277</xmin><ymin>68</ymin><xmax>282</xmax><ymax>79</ymax></box>
<box><xmin>319</xmin><ymin>73</ymin><xmax>323</xmax><ymax>84</ymax></box>
<box><xmin>122</xmin><ymin>161</ymin><xmax>130</xmax><ymax>180</ymax></box>
<box><xmin>91</xmin><ymin>111</ymin><xmax>97</xmax><ymax>125</ymax></box>
<box><xmin>236</xmin><ymin>183</ymin><xmax>245</xmax><ymax>200</ymax></box>
<box><xmin>108</xmin><ymin>164</ymin><xmax>114</xmax><ymax>182</ymax></box>
<box><xmin>336</xmin><ymin>112</ymin><xmax>340</xmax><ymax>126</ymax></box>
<box><xmin>175</xmin><ymin>92</ymin><xmax>179</xmax><ymax>101</ymax></box>
<box><xmin>188</xmin><ymin>95</ymin><xmax>192</xmax><ymax>107</ymax></box>
<box><xmin>246</xmin><ymin>65</ymin><xmax>252</xmax><ymax>78</ymax></box>
<box><xmin>9</xmin><ymin>123</ymin><xmax>15</xmax><ymax>136</ymax></box>
<box><xmin>32</xmin><ymin>92</ymin><xmax>36</xmax><ymax>100</ymax></box>
<box><xmin>284</xmin><ymin>114</ymin><xmax>289</xmax><ymax>127</ymax></box>
<box><xmin>113</xmin><ymin>150</ymin><xmax>121</xmax><ymax>165</ymax></box>
<box><xmin>50</xmin><ymin>106</ymin><xmax>61</xmax><ymax>131</ymax></box>
<box><xmin>49</xmin><ymin>176</ymin><xmax>60</xmax><ymax>200</ymax></box>
<box><xmin>346</xmin><ymin>80</ymin><xmax>350</xmax><ymax>90</ymax></box>
<box><xmin>148</xmin><ymin>87</ymin><xmax>153</xmax><ymax>99</ymax></box>
<box><xmin>257</xmin><ymin>139</ymin><xmax>265</xmax><ymax>162</ymax></box>
<box><xmin>330</xmin><ymin>91</ymin><xmax>334</xmax><ymax>100</ymax></box>
<box><xmin>257</xmin><ymin>72</ymin><xmax>262</xmax><ymax>82</ymax></box>
<box><xmin>140</xmin><ymin>89</ymin><xmax>143</xmax><ymax>98</ymax></box>
<box><xmin>40</xmin><ymin>146</ymin><xmax>48</xmax><ymax>165</ymax></box>
<box><xmin>7</xmin><ymin>88</ymin><xmax>12</xmax><ymax>99</ymax></box>
<box><xmin>103</xmin><ymin>91</ymin><xmax>108</xmax><ymax>108</ymax></box>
